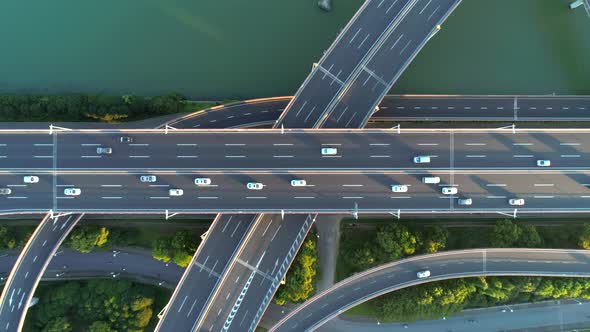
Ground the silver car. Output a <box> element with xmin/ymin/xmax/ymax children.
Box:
<box><xmin>457</xmin><ymin>198</ymin><xmax>472</xmax><ymax>206</ymax></box>
<box><xmin>140</xmin><ymin>175</ymin><xmax>157</xmax><ymax>183</ymax></box>
<box><xmin>96</xmin><ymin>147</ymin><xmax>112</xmax><ymax>154</ymax></box>
<box><xmin>169</xmin><ymin>189</ymin><xmax>184</xmax><ymax>196</ymax></box>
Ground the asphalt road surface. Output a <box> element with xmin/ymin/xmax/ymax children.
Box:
<box><xmin>3</xmin><ymin>129</ymin><xmax>590</xmax><ymax>171</ymax></box>
<box><xmin>320</xmin><ymin>0</ymin><xmax>462</xmax><ymax>128</ymax></box>
<box><xmin>167</xmin><ymin>95</ymin><xmax>590</xmax><ymax>129</ymax></box>
<box><xmin>270</xmin><ymin>248</ymin><xmax>590</xmax><ymax>332</ymax></box>
<box><xmin>276</xmin><ymin>0</ymin><xmax>419</xmax><ymax>128</ymax></box>
<box><xmin>0</xmin><ymin>213</ymin><xmax>82</xmax><ymax>332</ymax></box>
<box><xmin>155</xmin><ymin>214</ymin><xmax>260</xmax><ymax>332</ymax></box>
<box><xmin>196</xmin><ymin>214</ymin><xmax>314</xmax><ymax>332</ymax></box>
<box><xmin>2</xmin><ymin>130</ymin><xmax>590</xmax><ymax>213</ymax></box>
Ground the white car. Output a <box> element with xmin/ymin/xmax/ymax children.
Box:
<box><xmin>391</xmin><ymin>185</ymin><xmax>408</xmax><ymax>193</ymax></box>
<box><xmin>291</xmin><ymin>179</ymin><xmax>307</xmax><ymax>187</ymax></box>
<box><xmin>441</xmin><ymin>187</ymin><xmax>458</xmax><ymax>195</ymax></box>
<box><xmin>416</xmin><ymin>270</ymin><xmax>431</xmax><ymax>279</ymax></box>
<box><xmin>537</xmin><ymin>160</ymin><xmax>551</xmax><ymax>167</ymax></box>
<box><xmin>23</xmin><ymin>176</ymin><xmax>39</xmax><ymax>184</ymax></box>
<box><xmin>169</xmin><ymin>189</ymin><xmax>184</xmax><ymax>196</ymax></box>
<box><xmin>140</xmin><ymin>175</ymin><xmax>157</xmax><ymax>183</ymax></box>
<box><xmin>0</xmin><ymin>188</ymin><xmax>11</xmax><ymax>195</ymax></box>
<box><xmin>321</xmin><ymin>148</ymin><xmax>338</xmax><ymax>156</ymax></box>
<box><xmin>457</xmin><ymin>198</ymin><xmax>473</xmax><ymax>206</ymax></box>
<box><xmin>247</xmin><ymin>182</ymin><xmax>264</xmax><ymax>190</ymax></box>
<box><xmin>413</xmin><ymin>156</ymin><xmax>431</xmax><ymax>164</ymax></box>
<box><xmin>64</xmin><ymin>188</ymin><xmax>81</xmax><ymax>196</ymax></box>
<box><xmin>194</xmin><ymin>178</ymin><xmax>212</xmax><ymax>186</ymax></box>
<box><xmin>509</xmin><ymin>198</ymin><xmax>525</xmax><ymax>206</ymax></box>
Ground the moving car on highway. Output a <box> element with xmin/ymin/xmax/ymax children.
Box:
<box><xmin>441</xmin><ymin>187</ymin><xmax>458</xmax><ymax>195</ymax></box>
<box><xmin>0</xmin><ymin>188</ymin><xmax>11</xmax><ymax>195</ymax></box>
<box><xmin>291</xmin><ymin>179</ymin><xmax>306</xmax><ymax>187</ymax></box>
<box><xmin>391</xmin><ymin>185</ymin><xmax>408</xmax><ymax>193</ymax></box>
<box><xmin>321</xmin><ymin>148</ymin><xmax>338</xmax><ymax>155</ymax></box>
<box><xmin>509</xmin><ymin>198</ymin><xmax>525</xmax><ymax>206</ymax></box>
<box><xmin>458</xmin><ymin>198</ymin><xmax>472</xmax><ymax>206</ymax></box>
<box><xmin>247</xmin><ymin>182</ymin><xmax>264</xmax><ymax>190</ymax></box>
<box><xmin>140</xmin><ymin>175</ymin><xmax>157</xmax><ymax>183</ymax></box>
<box><xmin>119</xmin><ymin>136</ymin><xmax>133</xmax><ymax>143</ymax></box>
<box><xmin>96</xmin><ymin>147</ymin><xmax>112</xmax><ymax>154</ymax></box>
<box><xmin>64</xmin><ymin>188</ymin><xmax>81</xmax><ymax>196</ymax></box>
<box><xmin>422</xmin><ymin>176</ymin><xmax>440</xmax><ymax>184</ymax></box>
<box><xmin>23</xmin><ymin>176</ymin><xmax>39</xmax><ymax>184</ymax></box>
<box><xmin>413</xmin><ymin>155</ymin><xmax>431</xmax><ymax>163</ymax></box>
<box><xmin>416</xmin><ymin>270</ymin><xmax>431</xmax><ymax>279</ymax></box>
<box><xmin>194</xmin><ymin>178</ymin><xmax>212</xmax><ymax>186</ymax></box>
<box><xmin>169</xmin><ymin>189</ymin><xmax>184</xmax><ymax>196</ymax></box>
<box><xmin>537</xmin><ymin>160</ymin><xmax>551</xmax><ymax>167</ymax></box>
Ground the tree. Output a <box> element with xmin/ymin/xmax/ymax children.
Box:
<box><xmin>0</xmin><ymin>226</ymin><xmax>17</xmax><ymax>249</ymax></box>
<box><xmin>88</xmin><ymin>321</ymin><xmax>115</xmax><ymax>332</ymax></box>
<box><xmin>67</xmin><ymin>226</ymin><xmax>109</xmax><ymax>253</ymax></box>
<box><xmin>420</xmin><ymin>226</ymin><xmax>449</xmax><ymax>253</ymax></box>
<box><xmin>578</xmin><ymin>223</ymin><xmax>590</xmax><ymax>249</ymax></box>
<box><xmin>490</xmin><ymin>220</ymin><xmax>522</xmax><ymax>247</ymax></box>
<box><xmin>152</xmin><ymin>238</ymin><xmax>172</xmax><ymax>262</ymax></box>
<box><xmin>375</xmin><ymin>224</ymin><xmax>418</xmax><ymax>260</ymax></box>
<box><xmin>518</xmin><ymin>225</ymin><xmax>543</xmax><ymax>248</ymax></box>
<box><xmin>42</xmin><ymin>317</ymin><xmax>72</xmax><ymax>332</ymax></box>
<box><xmin>274</xmin><ymin>236</ymin><xmax>318</xmax><ymax>304</ymax></box>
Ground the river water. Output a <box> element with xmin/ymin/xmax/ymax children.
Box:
<box><xmin>0</xmin><ymin>0</ymin><xmax>588</xmax><ymax>99</ymax></box>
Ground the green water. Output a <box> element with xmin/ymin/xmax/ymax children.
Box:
<box><xmin>0</xmin><ymin>0</ymin><xmax>588</xmax><ymax>99</ymax></box>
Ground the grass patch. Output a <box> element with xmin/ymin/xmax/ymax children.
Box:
<box><xmin>345</xmin><ymin>302</ymin><xmax>380</xmax><ymax>318</ymax></box>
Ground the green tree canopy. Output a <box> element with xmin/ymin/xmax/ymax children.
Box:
<box><xmin>578</xmin><ymin>223</ymin><xmax>590</xmax><ymax>249</ymax></box>
<box><xmin>518</xmin><ymin>224</ymin><xmax>543</xmax><ymax>248</ymax></box>
<box><xmin>42</xmin><ymin>317</ymin><xmax>72</xmax><ymax>332</ymax></box>
<box><xmin>375</xmin><ymin>224</ymin><xmax>418</xmax><ymax>260</ymax></box>
<box><xmin>66</xmin><ymin>226</ymin><xmax>109</xmax><ymax>253</ymax></box>
<box><xmin>490</xmin><ymin>220</ymin><xmax>522</xmax><ymax>247</ymax></box>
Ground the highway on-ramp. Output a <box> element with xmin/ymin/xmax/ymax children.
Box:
<box><xmin>0</xmin><ymin>213</ymin><xmax>83</xmax><ymax>332</ymax></box>
<box><xmin>270</xmin><ymin>248</ymin><xmax>590</xmax><ymax>332</ymax></box>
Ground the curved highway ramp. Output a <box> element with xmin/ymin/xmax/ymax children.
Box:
<box><xmin>270</xmin><ymin>248</ymin><xmax>590</xmax><ymax>331</ymax></box>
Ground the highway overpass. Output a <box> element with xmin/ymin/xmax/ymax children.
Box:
<box><xmin>270</xmin><ymin>248</ymin><xmax>590</xmax><ymax>331</ymax></box>
<box><xmin>1</xmin><ymin>129</ymin><xmax>590</xmax><ymax>214</ymax></box>
<box><xmin>277</xmin><ymin>0</ymin><xmax>462</xmax><ymax>129</ymax></box>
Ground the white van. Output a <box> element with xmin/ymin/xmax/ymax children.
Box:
<box><xmin>422</xmin><ymin>176</ymin><xmax>440</xmax><ymax>184</ymax></box>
